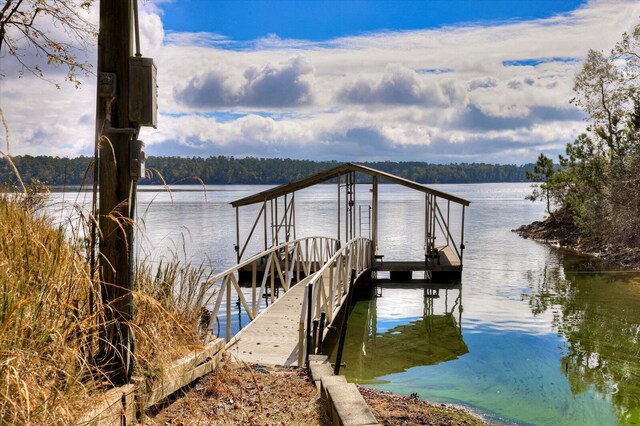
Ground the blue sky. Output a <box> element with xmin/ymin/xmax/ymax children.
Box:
<box><xmin>3</xmin><ymin>0</ymin><xmax>640</xmax><ymax>163</ymax></box>
<box><xmin>159</xmin><ymin>0</ymin><xmax>586</xmax><ymax>42</ymax></box>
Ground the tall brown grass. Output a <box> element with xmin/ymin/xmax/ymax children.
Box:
<box><xmin>0</xmin><ymin>187</ymin><xmax>217</xmax><ymax>425</ymax></box>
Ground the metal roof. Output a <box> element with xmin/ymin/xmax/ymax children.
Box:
<box><xmin>230</xmin><ymin>163</ymin><xmax>471</xmax><ymax>207</ymax></box>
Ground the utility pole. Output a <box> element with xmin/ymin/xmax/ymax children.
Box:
<box><xmin>95</xmin><ymin>0</ymin><xmax>135</xmax><ymax>384</ymax></box>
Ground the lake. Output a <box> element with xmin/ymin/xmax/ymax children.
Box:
<box><xmin>48</xmin><ymin>182</ymin><xmax>640</xmax><ymax>425</ymax></box>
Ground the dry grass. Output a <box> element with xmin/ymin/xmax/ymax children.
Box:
<box><xmin>148</xmin><ymin>357</ymin><xmax>330</xmax><ymax>425</ymax></box>
<box><xmin>0</xmin><ymin>191</ymin><xmax>97</xmax><ymax>425</ymax></box>
<box><xmin>133</xmin><ymin>255</ymin><xmax>218</xmax><ymax>374</ymax></box>
<box><xmin>0</xmin><ymin>187</ymin><xmax>217</xmax><ymax>425</ymax></box>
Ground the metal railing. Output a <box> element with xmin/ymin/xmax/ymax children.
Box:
<box><xmin>210</xmin><ymin>236</ymin><xmax>341</xmax><ymax>341</ymax></box>
<box><xmin>297</xmin><ymin>237</ymin><xmax>373</xmax><ymax>365</ymax></box>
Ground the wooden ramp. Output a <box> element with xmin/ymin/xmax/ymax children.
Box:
<box><xmin>226</xmin><ymin>272</ymin><xmax>319</xmax><ymax>366</ymax></box>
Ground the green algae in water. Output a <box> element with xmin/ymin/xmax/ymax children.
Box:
<box><xmin>324</xmin><ymin>254</ymin><xmax>640</xmax><ymax>425</ymax></box>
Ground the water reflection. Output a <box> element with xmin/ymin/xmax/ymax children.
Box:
<box><xmin>523</xmin><ymin>253</ymin><xmax>640</xmax><ymax>424</ymax></box>
<box><xmin>325</xmin><ymin>283</ymin><xmax>468</xmax><ymax>384</ymax></box>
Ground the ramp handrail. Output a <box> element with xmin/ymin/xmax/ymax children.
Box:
<box><xmin>210</xmin><ymin>236</ymin><xmax>340</xmax><ymax>341</ymax></box>
<box><xmin>297</xmin><ymin>237</ymin><xmax>373</xmax><ymax>365</ymax></box>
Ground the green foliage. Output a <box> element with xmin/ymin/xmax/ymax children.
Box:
<box><xmin>0</xmin><ymin>155</ymin><xmax>535</xmax><ymax>186</ymax></box>
<box><xmin>528</xmin><ymin>24</ymin><xmax>640</xmax><ymax>246</ymax></box>
<box><xmin>525</xmin><ymin>153</ymin><xmax>562</xmax><ymax>218</ymax></box>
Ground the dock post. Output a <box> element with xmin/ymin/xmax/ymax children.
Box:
<box><xmin>312</xmin><ymin>319</ymin><xmax>319</xmax><ymax>355</ymax></box>
<box><xmin>318</xmin><ymin>310</ymin><xmax>326</xmax><ymax>354</ymax></box>
<box><xmin>334</xmin><ymin>269</ymin><xmax>356</xmax><ymax>375</ymax></box>
<box><xmin>305</xmin><ymin>283</ymin><xmax>314</xmax><ymax>367</ymax></box>
<box><xmin>226</xmin><ymin>277</ymin><xmax>231</xmax><ymax>342</ymax></box>
<box><xmin>372</xmin><ymin>176</ymin><xmax>378</xmax><ymax>261</ymax></box>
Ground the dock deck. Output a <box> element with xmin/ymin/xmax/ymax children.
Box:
<box><xmin>226</xmin><ymin>272</ymin><xmax>318</xmax><ymax>366</ymax></box>
<box><xmin>374</xmin><ymin>246</ymin><xmax>462</xmax><ymax>280</ymax></box>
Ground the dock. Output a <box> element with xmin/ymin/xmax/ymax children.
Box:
<box><xmin>207</xmin><ymin>163</ymin><xmax>470</xmax><ymax>366</ymax></box>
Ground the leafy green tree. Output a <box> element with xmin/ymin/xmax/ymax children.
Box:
<box><xmin>526</xmin><ymin>153</ymin><xmax>565</xmax><ymax>219</ymax></box>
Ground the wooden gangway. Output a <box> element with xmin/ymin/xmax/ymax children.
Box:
<box><xmin>210</xmin><ymin>237</ymin><xmax>372</xmax><ymax>366</ymax></box>
<box><xmin>225</xmin><ymin>272</ymin><xmax>316</xmax><ymax>366</ymax></box>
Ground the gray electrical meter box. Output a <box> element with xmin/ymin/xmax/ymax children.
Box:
<box><xmin>129</xmin><ymin>57</ymin><xmax>157</xmax><ymax>128</ymax></box>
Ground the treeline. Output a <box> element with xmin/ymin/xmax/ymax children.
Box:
<box><xmin>0</xmin><ymin>156</ymin><xmax>535</xmax><ymax>186</ymax></box>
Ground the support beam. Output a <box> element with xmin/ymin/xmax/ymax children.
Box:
<box><xmin>344</xmin><ymin>173</ymin><xmax>349</xmax><ymax>242</ymax></box>
<box><xmin>337</xmin><ymin>175</ymin><xmax>341</xmax><ymax>243</ymax></box>
<box><xmin>235</xmin><ymin>207</ymin><xmax>240</xmax><ymax>263</ymax></box>
<box><xmin>263</xmin><ymin>200</ymin><xmax>268</xmax><ymax>252</ymax></box>
<box><xmin>372</xmin><ymin>176</ymin><xmax>378</xmax><ymax>257</ymax></box>
<box><xmin>460</xmin><ymin>205</ymin><xmax>466</xmax><ymax>264</ymax></box>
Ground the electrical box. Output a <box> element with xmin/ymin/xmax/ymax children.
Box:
<box><xmin>130</xmin><ymin>140</ymin><xmax>146</xmax><ymax>179</ymax></box>
<box><xmin>129</xmin><ymin>57</ymin><xmax>157</xmax><ymax>128</ymax></box>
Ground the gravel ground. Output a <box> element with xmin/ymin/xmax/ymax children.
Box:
<box><xmin>146</xmin><ymin>358</ymin><xmax>487</xmax><ymax>425</ymax></box>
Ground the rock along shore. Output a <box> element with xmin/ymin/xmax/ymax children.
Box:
<box><xmin>514</xmin><ymin>209</ymin><xmax>640</xmax><ymax>269</ymax></box>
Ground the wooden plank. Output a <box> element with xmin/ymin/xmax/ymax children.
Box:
<box><xmin>75</xmin><ymin>384</ymin><xmax>136</xmax><ymax>426</ymax></box>
<box><xmin>144</xmin><ymin>338</ymin><xmax>224</xmax><ymax>407</ymax></box>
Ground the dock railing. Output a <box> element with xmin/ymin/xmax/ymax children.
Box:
<box><xmin>210</xmin><ymin>236</ymin><xmax>340</xmax><ymax>342</ymax></box>
<box><xmin>426</xmin><ymin>195</ymin><xmax>464</xmax><ymax>264</ymax></box>
<box><xmin>298</xmin><ymin>237</ymin><xmax>373</xmax><ymax>366</ymax></box>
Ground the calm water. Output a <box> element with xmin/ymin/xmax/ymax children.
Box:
<box><xmin>48</xmin><ymin>183</ymin><xmax>640</xmax><ymax>425</ymax></box>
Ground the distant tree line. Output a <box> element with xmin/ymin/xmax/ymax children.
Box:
<box><xmin>0</xmin><ymin>155</ymin><xmax>536</xmax><ymax>186</ymax></box>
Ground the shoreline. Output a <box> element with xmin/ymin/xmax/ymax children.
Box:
<box><xmin>359</xmin><ymin>386</ymin><xmax>488</xmax><ymax>425</ymax></box>
<box><xmin>151</xmin><ymin>360</ymin><xmax>488</xmax><ymax>425</ymax></box>
<box><xmin>513</xmin><ymin>213</ymin><xmax>640</xmax><ymax>270</ymax></box>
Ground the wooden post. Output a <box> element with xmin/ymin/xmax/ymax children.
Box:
<box><xmin>292</xmin><ymin>193</ymin><xmax>297</xmax><ymax>240</ymax></box>
<box><xmin>263</xmin><ymin>199</ymin><xmax>268</xmax><ymax>251</ymax></box>
<box><xmin>305</xmin><ymin>283</ymin><xmax>313</xmax><ymax>367</ymax></box>
<box><xmin>372</xmin><ymin>176</ymin><xmax>378</xmax><ymax>258</ymax></box>
<box><xmin>284</xmin><ymin>242</ymin><xmax>289</xmax><ymax>290</ymax></box>
<box><xmin>284</xmin><ymin>193</ymin><xmax>288</xmax><ymax>242</ymax></box>
<box><xmin>235</xmin><ymin>207</ymin><xmax>240</xmax><ymax>263</ymax></box>
<box><xmin>460</xmin><ymin>205</ymin><xmax>466</xmax><ymax>264</ymax></box>
<box><xmin>447</xmin><ymin>200</ymin><xmax>451</xmax><ymax>246</ymax></box>
<box><xmin>344</xmin><ymin>173</ymin><xmax>349</xmax><ymax>242</ymax></box>
<box><xmin>252</xmin><ymin>262</ymin><xmax>257</xmax><ymax>317</ymax></box>
<box><xmin>334</xmin><ymin>269</ymin><xmax>356</xmax><ymax>375</ymax></box>
<box><xmin>424</xmin><ymin>194</ymin><xmax>429</xmax><ymax>257</ymax></box>
<box><xmin>96</xmin><ymin>0</ymin><xmax>135</xmax><ymax>384</ymax></box>
<box><xmin>274</xmin><ymin>196</ymin><xmax>279</xmax><ymax>245</ymax></box>
<box><xmin>351</xmin><ymin>172</ymin><xmax>356</xmax><ymax>239</ymax></box>
<box><xmin>337</xmin><ymin>175</ymin><xmax>341</xmax><ymax>243</ymax></box>
<box><xmin>226</xmin><ymin>278</ymin><xmax>231</xmax><ymax>341</ymax></box>
<box><xmin>270</xmin><ymin>199</ymin><xmax>275</xmax><ymax>246</ymax></box>
<box><xmin>270</xmin><ymin>255</ymin><xmax>275</xmax><ymax>304</ymax></box>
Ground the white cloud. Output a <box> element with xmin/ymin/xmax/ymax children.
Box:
<box><xmin>338</xmin><ymin>65</ymin><xmax>451</xmax><ymax>107</ymax></box>
<box><xmin>173</xmin><ymin>57</ymin><xmax>315</xmax><ymax>108</ymax></box>
<box><xmin>3</xmin><ymin>0</ymin><xmax>640</xmax><ymax>164</ymax></box>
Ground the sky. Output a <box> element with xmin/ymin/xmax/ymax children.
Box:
<box><xmin>1</xmin><ymin>0</ymin><xmax>640</xmax><ymax>164</ymax></box>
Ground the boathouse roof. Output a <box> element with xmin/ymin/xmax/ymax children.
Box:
<box><xmin>230</xmin><ymin>163</ymin><xmax>471</xmax><ymax>207</ymax></box>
